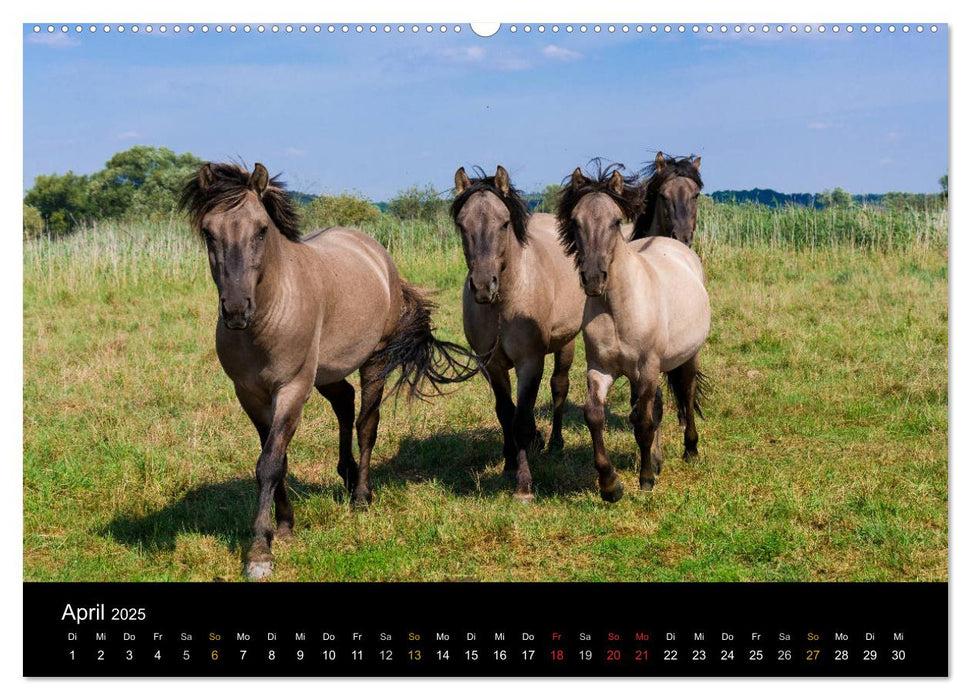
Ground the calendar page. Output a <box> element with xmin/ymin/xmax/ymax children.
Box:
<box><xmin>21</xmin><ymin>19</ymin><xmax>948</xmax><ymax>678</ymax></box>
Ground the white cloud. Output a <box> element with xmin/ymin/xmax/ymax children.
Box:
<box><xmin>284</xmin><ymin>147</ymin><xmax>307</xmax><ymax>157</ymax></box>
<box><xmin>27</xmin><ymin>33</ymin><xmax>80</xmax><ymax>48</ymax></box>
<box><xmin>115</xmin><ymin>131</ymin><xmax>141</xmax><ymax>140</ymax></box>
<box><xmin>807</xmin><ymin>121</ymin><xmax>836</xmax><ymax>130</ymax></box>
<box><xmin>439</xmin><ymin>46</ymin><xmax>487</xmax><ymax>63</ymax></box>
<box><xmin>542</xmin><ymin>45</ymin><xmax>583</xmax><ymax>61</ymax></box>
<box><xmin>878</xmin><ymin>157</ymin><xmax>894</xmax><ymax>166</ymax></box>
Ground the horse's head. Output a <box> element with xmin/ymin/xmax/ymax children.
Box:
<box><xmin>641</xmin><ymin>153</ymin><xmax>703</xmax><ymax>246</ymax></box>
<box><xmin>557</xmin><ymin>164</ymin><xmax>640</xmax><ymax>297</ymax></box>
<box><xmin>450</xmin><ymin>165</ymin><xmax>530</xmax><ymax>304</ymax></box>
<box><xmin>181</xmin><ymin>162</ymin><xmax>300</xmax><ymax>330</ymax></box>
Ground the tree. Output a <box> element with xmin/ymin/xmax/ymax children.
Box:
<box><xmin>535</xmin><ymin>184</ymin><xmax>562</xmax><ymax>214</ymax></box>
<box><xmin>939</xmin><ymin>174</ymin><xmax>948</xmax><ymax>201</ymax></box>
<box><xmin>831</xmin><ymin>187</ymin><xmax>852</xmax><ymax>208</ymax></box>
<box><xmin>23</xmin><ymin>145</ymin><xmax>204</xmax><ymax>232</ymax></box>
<box><xmin>302</xmin><ymin>192</ymin><xmax>381</xmax><ymax>229</ymax></box>
<box><xmin>23</xmin><ymin>204</ymin><xmax>44</xmax><ymax>239</ymax></box>
<box><xmin>387</xmin><ymin>184</ymin><xmax>447</xmax><ymax>221</ymax></box>
<box><xmin>23</xmin><ymin>171</ymin><xmax>92</xmax><ymax>234</ymax></box>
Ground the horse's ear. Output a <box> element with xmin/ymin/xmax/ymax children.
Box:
<box><xmin>691</xmin><ymin>156</ymin><xmax>702</xmax><ymax>171</ymax></box>
<box><xmin>198</xmin><ymin>163</ymin><xmax>215</xmax><ymax>192</ymax></box>
<box><xmin>654</xmin><ymin>152</ymin><xmax>666</xmax><ymax>174</ymax></box>
<box><xmin>454</xmin><ymin>167</ymin><xmax>470</xmax><ymax>195</ymax></box>
<box><xmin>571</xmin><ymin>167</ymin><xmax>586</xmax><ymax>189</ymax></box>
<box><xmin>249</xmin><ymin>163</ymin><xmax>270</xmax><ymax>195</ymax></box>
<box><xmin>608</xmin><ymin>169</ymin><xmax>625</xmax><ymax>196</ymax></box>
<box><xmin>495</xmin><ymin>165</ymin><xmax>510</xmax><ymax>196</ymax></box>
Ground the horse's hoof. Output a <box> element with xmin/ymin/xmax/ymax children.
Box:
<box><xmin>351</xmin><ymin>492</ymin><xmax>373</xmax><ymax>511</ymax></box>
<box><xmin>639</xmin><ymin>479</ymin><xmax>655</xmax><ymax>492</ymax></box>
<box><xmin>275</xmin><ymin>525</ymin><xmax>294</xmax><ymax>542</ymax></box>
<box><xmin>513</xmin><ymin>491</ymin><xmax>535</xmax><ymax>504</ymax></box>
<box><xmin>600</xmin><ymin>481</ymin><xmax>624</xmax><ymax>503</ymax></box>
<box><xmin>245</xmin><ymin>560</ymin><xmax>273</xmax><ymax>581</ymax></box>
<box><xmin>682</xmin><ymin>448</ymin><xmax>698</xmax><ymax>461</ymax></box>
<box><xmin>530</xmin><ymin>431</ymin><xmax>546</xmax><ymax>453</ymax></box>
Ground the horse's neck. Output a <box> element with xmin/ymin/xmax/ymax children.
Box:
<box><xmin>499</xmin><ymin>230</ymin><xmax>527</xmax><ymax>290</ymax></box>
<box><xmin>606</xmin><ymin>237</ymin><xmax>651</xmax><ymax>314</ymax></box>
<box><xmin>253</xmin><ymin>230</ymin><xmax>294</xmax><ymax>321</ymax></box>
<box><xmin>646</xmin><ymin>202</ymin><xmax>662</xmax><ymax>237</ymax></box>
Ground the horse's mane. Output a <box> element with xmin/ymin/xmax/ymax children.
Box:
<box><xmin>556</xmin><ymin>160</ymin><xmax>640</xmax><ymax>259</ymax></box>
<box><xmin>449</xmin><ymin>166</ymin><xmax>531</xmax><ymax>246</ymax></box>
<box><xmin>179</xmin><ymin>162</ymin><xmax>303</xmax><ymax>242</ymax></box>
<box><xmin>631</xmin><ymin>153</ymin><xmax>703</xmax><ymax>241</ymax></box>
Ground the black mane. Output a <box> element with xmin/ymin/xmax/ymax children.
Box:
<box><xmin>556</xmin><ymin>160</ymin><xmax>641</xmax><ymax>259</ymax></box>
<box><xmin>631</xmin><ymin>153</ymin><xmax>703</xmax><ymax>240</ymax></box>
<box><xmin>179</xmin><ymin>162</ymin><xmax>302</xmax><ymax>242</ymax></box>
<box><xmin>449</xmin><ymin>167</ymin><xmax>531</xmax><ymax>245</ymax></box>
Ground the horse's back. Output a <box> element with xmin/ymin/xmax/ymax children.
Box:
<box><xmin>299</xmin><ymin>227</ymin><xmax>402</xmax><ymax>382</ymax></box>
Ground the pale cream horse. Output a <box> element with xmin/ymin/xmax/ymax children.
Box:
<box><xmin>557</xmin><ymin>166</ymin><xmax>711</xmax><ymax>502</ymax></box>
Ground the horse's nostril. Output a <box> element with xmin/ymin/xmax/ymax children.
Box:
<box><xmin>580</xmin><ymin>272</ymin><xmax>588</xmax><ymax>285</ymax></box>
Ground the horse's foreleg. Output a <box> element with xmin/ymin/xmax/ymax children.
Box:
<box><xmin>354</xmin><ymin>359</ymin><xmax>386</xmax><ymax>508</ymax></box>
<box><xmin>317</xmin><ymin>379</ymin><xmax>358</xmax><ymax>490</ymax></box>
<box><xmin>245</xmin><ymin>383</ymin><xmax>307</xmax><ymax>580</ymax></box>
<box><xmin>584</xmin><ymin>367</ymin><xmax>621</xmax><ymax>502</ymax></box>
<box><xmin>487</xmin><ymin>362</ymin><xmax>517</xmax><ymax>474</ymax></box>
<box><xmin>549</xmin><ymin>340</ymin><xmax>575</xmax><ymax>451</ymax></box>
<box><xmin>511</xmin><ymin>356</ymin><xmax>545</xmax><ymax>501</ymax></box>
<box><xmin>631</xmin><ymin>373</ymin><xmax>662</xmax><ymax>491</ymax></box>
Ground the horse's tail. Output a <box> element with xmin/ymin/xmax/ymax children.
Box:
<box><xmin>371</xmin><ymin>282</ymin><xmax>484</xmax><ymax>400</ymax></box>
<box><xmin>664</xmin><ymin>367</ymin><xmax>710</xmax><ymax>423</ymax></box>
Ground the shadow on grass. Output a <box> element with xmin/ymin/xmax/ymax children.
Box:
<box><xmin>102</xmin><ymin>475</ymin><xmax>333</xmax><ymax>554</ymax></box>
<box><xmin>101</xmin><ymin>414</ymin><xmax>641</xmax><ymax>555</ymax></box>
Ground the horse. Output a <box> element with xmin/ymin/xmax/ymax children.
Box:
<box><xmin>631</xmin><ymin>152</ymin><xmax>704</xmax><ymax>247</ymax></box>
<box><xmin>557</xmin><ymin>164</ymin><xmax>711</xmax><ymax>502</ymax></box>
<box><xmin>451</xmin><ymin>165</ymin><xmax>587</xmax><ymax>501</ymax></box>
<box><xmin>180</xmin><ymin>162</ymin><xmax>480</xmax><ymax>579</ymax></box>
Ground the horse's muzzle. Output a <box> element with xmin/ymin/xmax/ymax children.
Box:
<box><xmin>469</xmin><ymin>275</ymin><xmax>499</xmax><ymax>304</ymax></box>
<box><xmin>580</xmin><ymin>270</ymin><xmax>607</xmax><ymax>297</ymax></box>
<box><xmin>221</xmin><ymin>298</ymin><xmax>253</xmax><ymax>330</ymax></box>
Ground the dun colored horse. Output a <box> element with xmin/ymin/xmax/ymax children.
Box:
<box><xmin>181</xmin><ymin>162</ymin><xmax>479</xmax><ymax>579</ymax></box>
<box><xmin>451</xmin><ymin>166</ymin><xmax>586</xmax><ymax>501</ymax></box>
<box><xmin>557</xmin><ymin>165</ymin><xmax>711</xmax><ymax>502</ymax></box>
<box><xmin>631</xmin><ymin>152</ymin><xmax>704</xmax><ymax>247</ymax></box>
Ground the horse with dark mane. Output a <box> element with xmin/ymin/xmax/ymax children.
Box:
<box><xmin>451</xmin><ymin>165</ymin><xmax>586</xmax><ymax>501</ymax></box>
<box><xmin>558</xmin><ymin>164</ymin><xmax>711</xmax><ymax>501</ymax></box>
<box><xmin>631</xmin><ymin>152</ymin><xmax>704</xmax><ymax>247</ymax></box>
<box><xmin>180</xmin><ymin>162</ymin><xmax>480</xmax><ymax>579</ymax></box>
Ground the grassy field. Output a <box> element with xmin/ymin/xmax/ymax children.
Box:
<box><xmin>23</xmin><ymin>204</ymin><xmax>948</xmax><ymax>581</ymax></box>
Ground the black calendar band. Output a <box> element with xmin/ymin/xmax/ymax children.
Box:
<box><xmin>23</xmin><ymin>581</ymin><xmax>947</xmax><ymax>677</ymax></box>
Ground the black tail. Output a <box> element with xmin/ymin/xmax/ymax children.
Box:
<box><xmin>664</xmin><ymin>367</ymin><xmax>710</xmax><ymax>423</ymax></box>
<box><xmin>371</xmin><ymin>283</ymin><xmax>483</xmax><ymax>400</ymax></box>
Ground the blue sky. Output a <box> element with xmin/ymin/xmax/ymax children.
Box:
<box><xmin>23</xmin><ymin>25</ymin><xmax>948</xmax><ymax>199</ymax></box>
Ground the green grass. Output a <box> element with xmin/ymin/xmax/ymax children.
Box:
<box><xmin>23</xmin><ymin>204</ymin><xmax>948</xmax><ymax>581</ymax></box>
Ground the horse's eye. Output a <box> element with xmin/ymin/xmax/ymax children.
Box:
<box><xmin>257</xmin><ymin>226</ymin><xmax>268</xmax><ymax>241</ymax></box>
<box><xmin>501</xmin><ymin>221</ymin><xmax>511</xmax><ymax>230</ymax></box>
<box><xmin>201</xmin><ymin>228</ymin><xmax>213</xmax><ymax>242</ymax></box>
<box><xmin>614</xmin><ymin>219</ymin><xmax>622</xmax><ymax>227</ymax></box>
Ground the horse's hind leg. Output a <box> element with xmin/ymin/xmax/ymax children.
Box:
<box><xmin>584</xmin><ymin>366</ymin><xmax>622</xmax><ymax>502</ymax></box>
<box><xmin>669</xmin><ymin>354</ymin><xmax>702</xmax><ymax>460</ymax></box>
<box><xmin>353</xmin><ymin>359</ymin><xmax>386</xmax><ymax>508</ymax></box>
<box><xmin>317</xmin><ymin>380</ymin><xmax>358</xmax><ymax>491</ymax></box>
<box><xmin>549</xmin><ymin>340</ymin><xmax>575</xmax><ymax>451</ymax></box>
<box><xmin>631</xmin><ymin>371</ymin><xmax>662</xmax><ymax>491</ymax></box>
